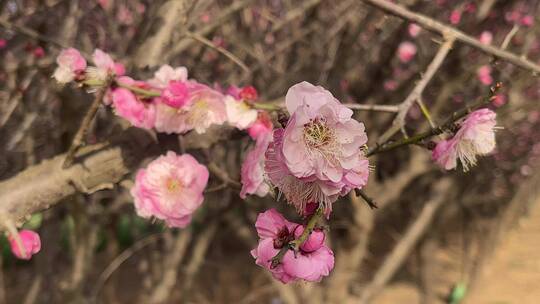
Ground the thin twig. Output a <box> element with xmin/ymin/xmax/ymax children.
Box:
<box><xmin>360</xmin><ymin>0</ymin><xmax>540</xmax><ymax>74</ymax></box>
<box><xmin>253</xmin><ymin>101</ymin><xmax>399</xmax><ymax>113</ymax></box>
<box><xmin>0</xmin><ymin>18</ymin><xmax>72</xmax><ymax>50</ymax></box>
<box><xmin>367</xmin><ymin>82</ymin><xmax>502</xmax><ymax>157</ymax></box>
<box><xmin>63</xmin><ymin>79</ymin><xmax>111</xmax><ymax>168</ymax></box>
<box><xmin>370</xmin><ymin>36</ymin><xmax>456</xmax><ymax>153</ymax></box>
<box><xmin>186</xmin><ymin>31</ymin><xmax>250</xmax><ymax>73</ymax></box>
<box><xmin>355</xmin><ymin>189</ymin><xmax>379</xmax><ymax>209</ymax></box>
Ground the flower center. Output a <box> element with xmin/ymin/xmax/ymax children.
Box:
<box><xmin>166</xmin><ymin>178</ymin><xmax>183</xmax><ymax>193</ymax></box>
<box><xmin>273</xmin><ymin>226</ymin><xmax>292</xmax><ymax>249</ymax></box>
<box><xmin>303</xmin><ymin>119</ymin><xmax>333</xmax><ymax>148</ymax></box>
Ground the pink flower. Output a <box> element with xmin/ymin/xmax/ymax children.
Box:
<box><xmin>264</xmin><ymin>82</ymin><xmax>370</xmax><ymax>216</ymax></box>
<box><xmin>87</xmin><ymin>49</ymin><xmax>123</xmax><ymax>82</ymax></box>
<box><xmin>479</xmin><ymin>31</ymin><xmax>493</xmax><ymax>45</ymax></box>
<box><xmin>149</xmin><ymin>65</ymin><xmax>188</xmax><ymax>88</ymax></box>
<box><xmin>492</xmin><ymin>94</ymin><xmax>507</xmax><ymax>107</ymax></box>
<box><xmin>33</xmin><ymin>46</ymin><xmax>45</xmax><ymax>58</ymax></box>
<box><xmin>397</xmin><ymin>42</ymin><xmax>417</xmax><ymax>63</ymax></box>
<box><xmin>450</xmin><ymin>10</ymin><xmax>462</xmax><ymax>25</ymax></box>
<box><xmin>477</xmin><ymin>65</ymin><xmax>493</xmax><ymax>86</ymax></box>
<box><xmin>155</xmin><ymin>82</ymin><xmax>226</xmax><ymax>134</ymax></box>
<box><xmin>266</xmin><ymin>128</ymin><xmax>369</xmax><ymax>217</ymax></box>
<box><xmin>130</xmin><ymin>152</ymin><xmax>209</xmax><ymax>228</ymax></box>
<box><xmin>53</xmin><ymin>48</ymin><xmax>87</xmax><ymax>84</ymax></box>
<box><xmin>240</xmin><ymin>86</ymin><xmax>258</xmax><ymax>101</ymax></box>
<box><xmin>0</xmin><ymin>39</ymin><xmax>7</xmax><ymax>49</ymax></box>
<box><xmin>111</xmin><ymin>88</ymin><xmax>156</xmax><ymax>129</ymax></box>
<box><xmin>408</xmin><ymin>23</ymin><xmax>421</xmax><ymax>37</ymax></box>
<box><xmin>162</xmin><ymin>81</ymin><xmax>190</xmax><ymax>108</ymax></box>
<box><xmin>251</xmin><ymin>209</ymin><xmax>334</xmax><ymax>283</ymax></box>
<box><xmin>432</xmin><ymin>109</ymin><xmax>497</xmax><ymax>171</ymax></box>
<box><xmin>240</xmin><ymin>133</ymin><xmax>271</xmax><ymax>199</ymax></box>
<box><xmin>248</xmin><ymin>112</ymin><xmax>273</xmax><ymax>140</ymax></box>
<box><xmin>8</xmin><ymin>230</ymin><xmax>41</xmax><ymax>260</ymax></box>
<box><xmin>225</xmin><ymin>96</ymin><xmax>258</xmax><ymax>130</ymax></box>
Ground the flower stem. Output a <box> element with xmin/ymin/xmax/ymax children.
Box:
<box><xmin>115</xmin><ymin>81</ymin><xmax>161</xmax><ymax>98</ymax></box>
<box><xmin>270</xmin><ymin>206</ymin><xmax>324</xmax><ymax>268</ymax></box>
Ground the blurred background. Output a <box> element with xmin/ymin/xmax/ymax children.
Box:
<box><xmin>1</xmin><ymin>0</ymin><xmax>540</xmax><ymax>303</ymax></box>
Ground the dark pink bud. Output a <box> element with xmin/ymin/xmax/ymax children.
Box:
<box><xmin>293</xmin><ymin>225</ymin><xmax>325</xmax><ymax>253</ymax></box>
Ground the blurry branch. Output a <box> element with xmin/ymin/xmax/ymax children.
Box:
<box><xmin>92</xmin><ymin>233</ymin><xmax>164</xmax><ymax>301</ymax></box>
<box><xmin>270</xmin><ymin>0</ymin><xmax>321</xmax><ymax>33</ymax></box>
<box><xmin>367</xmin><ymin>82</ymin><xmax>502</xmax><ymax>156</ymax></box>
<box><xmin>134</xmin><ymin>0</ymin><xmax>190</xmax><ymax>67</ymax></box>
<box><xmin>358</xmin><ymin>179</ymin><xmax>451</xmax><ymax>303</ymax></box>
<box><xmin>207</xmin><ymin>162</ymin><xmax>241</xmax><ymax>188</ymax></box>
<box><xmin>186</xmin><ymin>31</ymin><xmax>250</xmax><ymax>72</ymax></box>
<box><xmin>163</xmin><ymin>0</ymin><xmax>256</xmax><ymax>62</ymax></box>
<box><xmin>182</xmin><ymin>221</ymin><xmax>218</xmax><ymax>291</ymax></box>
<box><xmin>63</xmin><ymin>79</ymin><xmax>112</xmax><ymax>168</ymax></box>
<box><xmin>0</xmin><ymin>18</ymin><xmax>71</xmax><ymax>50</ymax></box>
<box><xmin>369</xmin><ymin>36</ymin><xmax>456</xmax><ymax>152</ymax></box>
<box><xmin>0</xmin><ymin>128</ymin><xmax>156</xmax><ymax>229</ymax></box>
<box><xmin>148</xmin><ymin>229</ymin><xmax>193</xmax><ymax>304</ymax></box>
<box><xmin>360</xmin><ymin>0</ymin><xmax>540</xmax><ymax>74</ymax></box>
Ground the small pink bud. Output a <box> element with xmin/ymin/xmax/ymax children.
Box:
<box><xmin>477</xmin><ymin>65</ymin><xmax>493</xmax><ymax>86</ymax></box>
<box><xmin>33</xmin><ymin>47</ymin><xmax>45</xmax><ymax>58</ymax></box>
<box><xmin>8</xmin><ymin>230</ymin><xmax>41</xmax><ymax>260</ymax></box>
<box><xmin>397</xmin><ymin>42</ymin><xmax>417</xmax><ymax>63</ymax></box>
<box><xmin>492</xmin><ymin>94</ymin><xmax>507</xmax><ymax>107</ymax></box>
<box><xmin>0</xmin><ymin>39</ymin><xmax>6</xmax><ymax>49</ymax></box>
<box><xmin>479</xmin><ymin>31</ymin><xmax>493</xmax><ymax>45</ymax></box>
<box><xmin>293</xmin><ymin>225</ymin><xmax>325</xmax><ymax>253</ymax></box>
<box><xmin>521</xmin><ymin>15</ymin><xmax>534</xmax><ymax>27</ymax></box>
<box><xmin>408</xmin><ymin>23</ymin><xmax>421</xmax><ymax>37</ymax></box>
<box><xmin>450</xmin><ymin>10</ymin><xmax>462</xmax><ymax>25</ymax></box>
<box><xmin>239</xmin><ymin>86</ymin><xmax>258</xmax><ymax>101</ymax></box>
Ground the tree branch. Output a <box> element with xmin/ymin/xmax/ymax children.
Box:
<box><xmin>360</xmin><ymin>0</ymin><xmax>540</xmax><ymax>74</ymax></box>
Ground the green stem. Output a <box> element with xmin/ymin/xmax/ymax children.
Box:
<box><xmin>115</xmin><ymin>81</ymin><xmax>161</xmax><ymax>98</ymax></box>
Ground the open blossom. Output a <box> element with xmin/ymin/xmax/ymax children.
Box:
<box><xmin>53</xmin><ymin>48</ymin><xmax>87</xmax><ymax>84</ymax></box>
<box><xmin>251</xmin><ymin>209</ymin><xmax>334</xmax><ymax>283</ymax></box>
<box><xmin>225</xmin><ymin>96</ymin><xmax>258</xmax><ymax>130</ymax></box>
<box><xmin>265</xmin><ymin>82</ymin><xmax>369</xmax><ymax>216</ymax></box>
<box><xmin>86</xmin><ymin>49</ymin><xmax>124</xmax><ymax>82</ymax></box>
<box><xmin>433</xmin><ymin>108</ymin><xmax>497</xmax><ymax>171</ymax></box>
<box><xmin>155</xmin><ymin>82</ymin><xmax>226</xmax><ymax>134</ymax></box>
<box><xmin>397</xmin><ymin>42</ymin><xmax>417</xmax><ymax>63</ymax></box>
<box><xmin>8</xmin><ymin>230</ymin><xmax>41</xmax><ymax>260</ymax></box>
<box><xmin>130</xmin><ymin>152</ymin><xmax>209</xmax><ymax>228</ymax></box>
<box><xmin>240</xmin><ymin>133</ymin><xmax>271</xmax><ymax>199</ymax></box>
<box><xmin>111</xmin><ymin>88</ymin><xmax>156</xmax><ymax>129</ymax></box>
<box><xmin>148</xmin><ymin>65</ymin><xmax>188</xmax><ymax>88</ymax></box>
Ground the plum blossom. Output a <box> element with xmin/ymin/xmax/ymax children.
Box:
<box><xmin>433</xmin><ymin>108</ymin><xmax>497</xmax><ymax>171</ymax></box>
<box><xmin>86</xmin><ymin>49</ymin><xmax>124</xmax><ymax>83</ymax></box>
<box><xmin>148</xmin><ymin>65</ymin><xmax>188</xmax><ymax>88</ymax></box>
<box><xmin>397</xmin><ymin>42</ymin><xmax>417</xmax><ymax>63</ymax></box>
<box><xmin>53</xmin><ymin>48</ymin><xmax>87</xmax><ymax>84</ymax></box>
<box><xmin>111</xmin><ymin>88</ymin><xmax>156</xmax><ymax>129</ymax></box>
<box><xmin>154</xmin><ymin>82</ymin><xmax>227</xmax><ymax>134</ymax></box>
<box><xmin>240</xmin><ymin>133</ymin><xmax>271</xmax><ymax>199</ymax></box>
<box><xmin>8</xmin><ymin>229</ymin><xmax>41</xmax><ymax>260</ymax></box>
<box><xmin>449</xmin><ymin>10</ymin><xmax>462</xmax><ymax>25</ymax></box>
<box><xmin>265</xmin><ymin>82</ymin><xmax>369</xmax><ymax>216</ymax></box>
<box><xmin>251</xmin><ymin>209</ymin><xmax>334</xmax><ymax>283</ymax></box>
<box><xmin>225</xmin><ymin>96</ymin><xmax>258</xmax><ymax>130</ymax></box>
<box><xmin>130</xmin><ymin>152</ymin><xmax>209</xmax><ymax>228</ymax></box>
<box><xmin>162</xmin><ymin>81</ymin><xmax>190</xmax><ymax>108</ymax></box>
<box><xmin>479</xmin><ymin>31</ymin><xmax>493</xmax><ymax>45</ymax></box>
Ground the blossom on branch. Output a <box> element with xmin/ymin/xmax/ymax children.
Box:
<box><xmin>433</xmin><ymin>108</ymin><xmax>497</xmax><ymax>171</ymax></box>
<box><xmin>52</xmin><ymin>48</ymin><xmax>87</xmax><ymax>84</ymax></box>
<box><xmin>265</xmin><ymin>82</ymin><xmax>369</xmax><ymax>217</ymax></box>
<box><xmin>8</xmin><ymin>229</ymin><xmax>41</xmax><ymax>260</ymax></box>
<box><xmin>130</xmin><ymin>152</ymin><xmax>209</xmax><ymax>228</ymax></box>
<box><xmin>251</xmin><ymin>209</ymin><xmax>334</xmax><ymax>283</ymax></box>
<box><xmin>240</xmin><ymin>133</ymin><xmax>272</xmax><ymax>199</ymax></box>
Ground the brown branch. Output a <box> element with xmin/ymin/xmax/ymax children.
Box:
<box><xmin>360</xmin><ymin>0</ymin><xmax>540</xmax><ymax>74</ymax></box>
<box><xmin>370</xmin><ymin>36</ymin><xmax>456</xmax><ymax>152</ymax></box>
<box><xmin>0</xmin><ymin>18</ymin><xmax>71</xmax><ymax>50</ymax></box>
<box><xmin>0</xmin><ymin>128</ymin><xmax>156</xmax><ymax>228</ymax></box>
<box><xmin>358</xmin><ymin>179</ymin><xmax>451</xmax><ymax>303</ymax></box>
<box><xmin>63</xmin><ymin>80</ymin><xmax>111</xmax><ymax>168</ymax></box>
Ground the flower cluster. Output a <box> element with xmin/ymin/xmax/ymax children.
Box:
<box><xmin>251</xmin><ymin>209</ymin><xmax>334</xmax><ymax>283</ymax></box>
<box><xmin>265</xmin><ymin>82</ymin><xmax>370</xmax><ymax>217</ymax></box>
<box><xmin>432</xmin><ymin>108</ymin><xmax>497</xmax><ymax>171</ymax></box>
